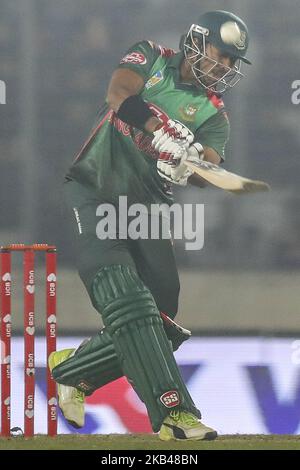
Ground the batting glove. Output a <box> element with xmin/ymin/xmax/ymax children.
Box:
<box><xmin>157</xmin><ymin>139</ymin><xmax>186</xmax><ymax>184</ymax></box>
<box><xmin>152</xmin><ymin>119</ymin><xmax>194</xmax><ymax>152</ymax></box>
<box><xmin>157</xmin><ymin>142</ymin><xmax>204</xmax><ymax>186</ymax></box>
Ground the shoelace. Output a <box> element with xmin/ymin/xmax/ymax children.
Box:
<box><xmin>169</xmin><ymin>410</ymin><xmax>199</xmax><ymax>426</ymax></box>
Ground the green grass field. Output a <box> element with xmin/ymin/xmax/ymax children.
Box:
<box><xmin>1</xmin><ymin>434</ymin><xmax>300</xmax><ymax>450</ymax></box>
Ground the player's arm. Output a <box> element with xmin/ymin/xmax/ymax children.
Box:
<box><xmin>188</xmin><ymin>111</ymin><xmax>229</xmax><ymax>187</ymax></box>
<box><xmin>107</xmin><ymin>41</ymin><xmax>192</xmax><ymax>142</ymax></box>
<box><xmin>203</xmin><ymin>146</ymin><xmax>222</xmax><ymax>164</ymax></box>
<box><xmin>106</xmin><ymin>68</ymin><xmax>161</xmax><ymax>133</ymax></box>
<box><xmin>107</xmin><ymin>68</ymin><xmax>188</xmax><ymax>137</ymax></box>
<box><xmin>106</xmin><ymin>41</ymin><xmax>165</xmax><ymax>133</ymax></box>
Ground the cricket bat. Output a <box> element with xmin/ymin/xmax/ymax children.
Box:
<box><xmin>184</xmin><ymin>159</ymin><xmax>270</xmax><ymax>194</ymax></box>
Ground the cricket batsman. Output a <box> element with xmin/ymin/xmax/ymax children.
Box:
<box><xmin>49</xmin><ymin>10</ymin><xmax>251</xmax><ymax>440</ymax></box>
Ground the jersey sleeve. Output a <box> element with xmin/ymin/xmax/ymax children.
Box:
<box><xmin>117</xmin><ymin>40</ymin><xmax>161</xmax><ymax>82</ymax></box>
<box><xmin>194</xmin><ymin>110</ymin><xmax>230</xmax><ymax>162</ymax></box>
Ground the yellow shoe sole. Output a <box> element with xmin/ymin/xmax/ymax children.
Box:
<box><xmin>48</xmin><ymin>348</ymin><xmax>85</xmax><ymax>429</ymax></box>
<box><xmin>48</xmin><ymin>348</ymin><xmax>75</xmax><ymax>371</ymax></box>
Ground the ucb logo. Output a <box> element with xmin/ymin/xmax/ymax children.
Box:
<box><xmin>160</xmin><ymin>390</ymin><xmax>180</xmax><ymax>408</ymax></box>
<box><xmin>0</xmin><ymin>80</ymin><xmax>6</xmax><ymax>104</ymax></box>
<box><xmin>47</xmin><ymin>273</ymin><xmax>56</xmax><ymax>297</ymax></box>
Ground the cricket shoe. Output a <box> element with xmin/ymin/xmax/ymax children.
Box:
<box><xmin>48</xmin><ymin>348</ymin><xmax>85</xmax><ymax>429</ymax></box>
<box><xmin>159</xmin><ymin>410</ymin><xmax>217</xmax><ymax>441</ymax></box>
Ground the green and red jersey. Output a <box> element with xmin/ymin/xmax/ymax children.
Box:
<box><xmin>66</xmin><ymin>40</ymin><xmax>230</xmax><ymax>206</ymax></box>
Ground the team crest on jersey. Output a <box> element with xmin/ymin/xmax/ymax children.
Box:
<box><xmin>145</xmin><ymin>71</ymin><xmax>163</xmax><ymax>89</ymax></box>
<box><xmin>120</xmin><ymin>52</ymin><xmax>147</xmax><ymax>65</ymax></box>
<box><xmin>179</xmin><ymin>104</ymin><xmax>199</xmax><ymax>122</ymax></box>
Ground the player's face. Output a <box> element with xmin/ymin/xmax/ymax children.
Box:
<box><xmin>200</xmin><ymin>43</ymin><xmax>236</xmax><ymax>80</ymax></box>
<box><xmin>188</xmin><ymin>42</ymin><xmax>236</xmax><ymax>87</ymax></box>
<box><xmin>183</xmin><ymin>31</ymin><xmax>243</xmax><ymax>92</ymax></box>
